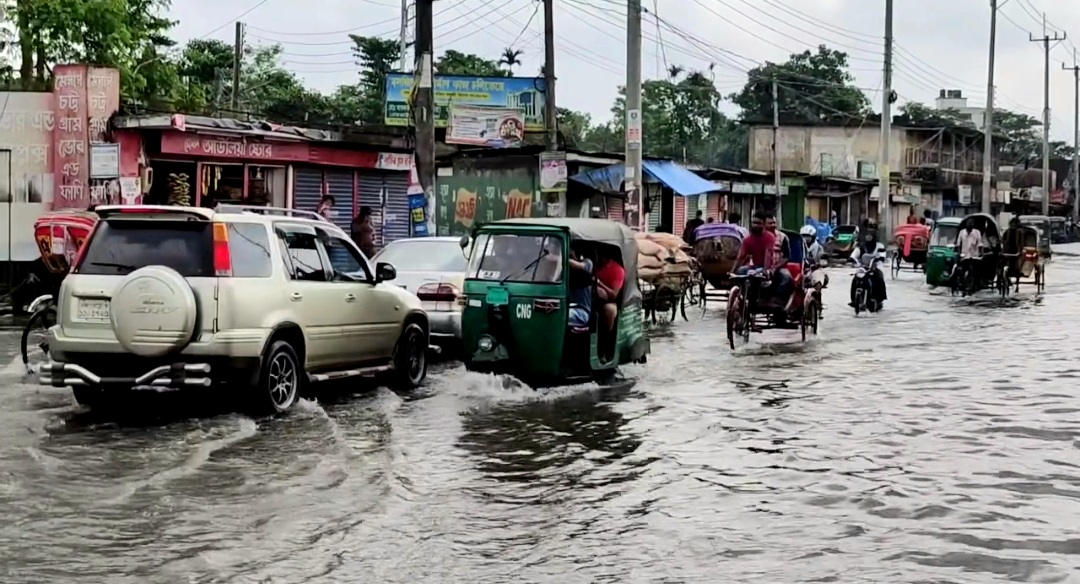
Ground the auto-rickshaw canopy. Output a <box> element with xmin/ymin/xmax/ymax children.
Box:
<box><xmin>481</xmin><ymin>218</ymin><xmax>642</xmax><ymax>307</ymax></box>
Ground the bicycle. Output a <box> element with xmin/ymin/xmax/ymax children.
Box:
<box><xmin>21</xmin><ymin>294</ymin><xmax>57</xmax><ymax>374</ymax></box>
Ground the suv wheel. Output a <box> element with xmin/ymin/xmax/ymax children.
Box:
<box><xmin>391</xmin><ymin>323</ymin><xmax>427</xmax><ymax>390</ymax></box>
<box><xmin>253</xmin><ymin>340</ymin><xmax>302</xmax><ymax>414</ymax></box>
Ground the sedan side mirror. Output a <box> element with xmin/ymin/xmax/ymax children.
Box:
<box><xmin>375</xmin><ymin>262</ymin><xmax>396</xmax><ymax>283</ymax></box>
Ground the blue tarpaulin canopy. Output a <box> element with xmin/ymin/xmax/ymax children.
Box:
<box><xmin>570</xmin><ymin>160</ymin><xmax>719</xmax><ymax>197</ymax></box>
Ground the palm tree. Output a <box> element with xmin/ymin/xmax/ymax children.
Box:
<box><xmin>667</xmin><ymin>65</ymin><xmax>684</xmax><ymax>79</ymax></box>
<box><xmin>500</xmin><ymin>47</ymin><xmax>523</xmax><ymax>75</ymax></box>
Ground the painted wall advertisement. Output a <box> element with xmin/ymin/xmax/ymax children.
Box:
<box><xmin>384</xmin><ymin>73</ymin><xmax>547</xmax><ymax>132</ymax></box>
<box><xmin>52</xmin><ymin>65</ymin><xmax>121</xmax><ymax>210</ymax></box>
<box><xmin>446</xmin><ymin>105</ymin><xmax>524</xmax><ymax>148</ymax></box>
<box><xmin>435</xmin><ymin>171</ymin><xmax>540</xmax><ymax>236</ymax></box>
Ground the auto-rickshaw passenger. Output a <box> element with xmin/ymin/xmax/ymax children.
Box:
<box><xmin>568</xmin><ymin>248</ymin><xmax>594</xmax><ymax>328</ymax></box>
<box><xmin>595</xmin><ymin>254</ymin><xmax>625</xmax><ymax>335</ymax></box>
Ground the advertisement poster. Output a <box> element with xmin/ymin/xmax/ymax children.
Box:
<box><xmin>408</xmin><ymin>193</ymin><xmax>429</xmax><ymax>237</ymax></box>
<box><xmin>436</xmin><ymin>173</ymin><xmax>541</xmax><ymax>236</ymax></box>
<box><xmin>447</xmin><ymin>105</ymin><xmax>524</xmax><ymax>148</ymax></box>
<box><xmin>384</xmin><ymin>73</ymin><xmax>547</xmax><ymax>132</ymax></box>
<box><xmin>539</xmin><ymin>151</ymin><xmax>567</xmax><ymax>192</ymax></box>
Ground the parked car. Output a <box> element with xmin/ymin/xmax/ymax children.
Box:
<box><xmin>373</xmin><ymin>236</ymin><xmax>467</xmax><ymax>349</ymax></box>
<box><xmin>39</xmin><ymin>204</ymin><xmax>429</xmax><ymax>414</ymax></box>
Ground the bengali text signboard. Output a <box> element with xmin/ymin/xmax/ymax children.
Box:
<box><xmin>53</xmin><ymin>64</ymin><xmax>90</xmax><ymax>209</ymax></box>
<box><xmin>384</xmin><ymin>73</ymin><xmax>546</xmax><ymax>132</ymax></box>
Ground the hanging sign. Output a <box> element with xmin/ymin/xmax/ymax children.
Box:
<box><xmin>539</xmin><ymin>151</ymin><xmax>567</xmax><ymax>192</ymax></box>
<box><xmin>409</xmin><ymin>193</ymin><xmax>429</xmax><ymax>237</ymax></box>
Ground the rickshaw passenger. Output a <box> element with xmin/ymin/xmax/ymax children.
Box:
<box><xmin>567</xmin><ymin>249</ymin><xmax>594</xmax><ymax>328</ymax></box>
<box><xmin>764</xmin><ymin>212</ymin><xmax>793</xmax><ymax>306</ymax></box>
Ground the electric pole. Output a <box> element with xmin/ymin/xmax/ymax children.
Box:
<box><xmin>771</xmin><ymin>79</ymin><xmax>782</xmax><ymax>227</ymax></box>
<box><xmin>879</xmin><ymin>0</ymin><xmax>893</xmax><ymax>245</ymax></box>
<box><xmin>981</xmin><ymin>0</ymin><xmax>998</xmax><ymax>215</ymax></box>
<box><xmin>399</xmin><ymin>0</ymin><xmax>410</xmax><ymax>72</ymax></box>
<box><xmin>1065</xmin><ymin>48</ymin><xmax>1080</xmax><ymax>221</ymax></box>
<box><xmin>413</xmin><ymin>0</ymin><xmax>436</xmax><ymax>236</ymax></box>
<box><xmin>543</xmin><ymin>0</ymin><xmax>557</xmax><ymax>151</ymax></box>
<box><xmin>231</xmin><ymin>22</ymin><xmax>244</xmax><ymax>111</ymax></box>
<box><xmin>1031</xmin><ymin>13</ymin><xmax>1065</xmax><ymax>215</ymax></box>
<box><xmin>626</xmin><ymin>0</ymin><xmax>644</xmax><ymax>231</ymax></box>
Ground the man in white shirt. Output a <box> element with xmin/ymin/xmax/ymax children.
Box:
<box><xmin>957</xmin><ymin>223</ymin><xmax>983</xmax><ymax>259</ymax></box>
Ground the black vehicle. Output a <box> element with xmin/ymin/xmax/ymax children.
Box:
<box><xmin>850</xmin><ymin>243</ymin><xmax>885</xmax><ymax>314</ymax></box>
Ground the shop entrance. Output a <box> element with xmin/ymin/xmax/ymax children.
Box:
<box><xmin>145</xmin><ymin>159</ymin><xmax>197</xmax><ymax>207</ymax></box>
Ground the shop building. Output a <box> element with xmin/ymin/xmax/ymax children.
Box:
<box><xmin>113</xmin><ymin>115</ymin><xmax>416</xmax><ymax>247</ymax></box>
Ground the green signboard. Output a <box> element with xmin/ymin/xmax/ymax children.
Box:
<box><xmin>436</xmin><ymin>170</ymin><xmax>541</xmax><ymax>236</ymax></box>
<box><xmin>384</xmin><ymin>73</ymin><xmax>547</xmax><ymax>132</ymax></box>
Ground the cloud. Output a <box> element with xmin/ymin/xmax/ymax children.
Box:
<box><xmin>171</xmin><ymin>0</ymin><xmax>1079</xmax><ymax>140</ymax></box>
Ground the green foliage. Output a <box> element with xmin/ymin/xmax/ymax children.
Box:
<box><xmin>436</xmin><ymin>50</ymin><xmax>507</xmax><ymax>77</ymax></box>
<box><xmin>350</xmin><ymin>35</ymin><xmax>401</xmax><ymax>124</ymax></box>
<box><xmin>730</xmin><ymin>45</ymin><xmax>870</xmax><ymax>122</ymax></box>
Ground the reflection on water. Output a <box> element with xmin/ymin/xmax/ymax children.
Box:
<box><xmin>1</xmin><ymin>246</ymin><xmax>1080</xmax><ymax>582</ymax></box>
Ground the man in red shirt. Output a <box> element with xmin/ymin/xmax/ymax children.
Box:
<box><xmin>595</xmin><ymin>255</ymin><xmax>625</xmax><ymax>336</ymax></box>
<box><xmin>734</xmin><ymin>211</ymin><xmax>776</xmax><ymax>273</ymax></box>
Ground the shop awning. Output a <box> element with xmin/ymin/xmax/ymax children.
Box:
<box><xmin>570</xmin><ymin>160</ymin><xmax>719</xmax><ymax>197</ymax></box>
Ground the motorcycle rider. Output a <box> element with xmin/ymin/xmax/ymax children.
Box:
<box><xmin>849</xmin><ymin>231</ymin><xmax>887</xmax><ymax>308</ymax></box>
<box><xmin>801</xmin><ymin>224</ymin><xmax>829</xmax><ymax>293</ymax></box>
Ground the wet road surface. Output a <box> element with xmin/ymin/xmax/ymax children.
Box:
<box><xmin>3</xmin><ymin>247</ymin><xmax>1080</xmax><ymax>583</ymax></box>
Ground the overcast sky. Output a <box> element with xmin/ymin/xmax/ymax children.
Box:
<box><xmin>168</xmin><ymin>0</ymin><xmax>1080</xmax><ymax>141</ymax></box>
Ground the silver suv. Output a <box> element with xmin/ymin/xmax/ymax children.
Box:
<box><xmin>40</xmin><ymin>204</ymin><xmax>429</xmax><ymax>414</ymax></box>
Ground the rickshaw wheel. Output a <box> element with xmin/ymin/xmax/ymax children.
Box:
<box><xmin>800</xmin><ymin>300</ymin><xmax>818</xmax><ymax>342</ymax></box>
<box><xmin>726</xmin><ymin>287</ymin><xmax>744</xmax><ymax>350</ymax></box>
<box><xmin>680</xmin><ymin>277</ymin><xmax>702</xmax><ymax>321</ymax></box>
<box><xmin>891</xmin><ymin>255</ymin><xmax>900</xmax><ymax>279</ymax></box>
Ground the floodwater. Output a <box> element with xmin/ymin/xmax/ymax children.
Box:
<box><xmin>2</xmin><ymin>247</ymin><xmax>1080</xmax><ymax>583</ymax></box>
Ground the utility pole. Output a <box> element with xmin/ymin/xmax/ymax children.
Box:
<box><xmin>981</xmin><ymin>0</ymin><xmax>998</xmax><ymax>215</ymax></box>
<box><xmin>1031</xmin><ymin>13</ymin><xmax>1065</xmax><ymax>215</ymax></box>
<box><xmin>879</xmin><ymin>0</ymin><xmax>893</xmax><ymax>244</ymax></box>
<box><xmin>626</xmin><ymin>0</ymin><xmax>644</xmax><ymax>231</ymax></box>
<box><xmin>1064</xmin><ymin>49</ymin><xmax>1080</xmax><ymax>221</ymax></box>
<box><xmin>413</xmin><ymin>0</ymin><xmax>436</xmax><ymax>236</ymax></box>
<box><xmin>231</xmin><ymin>22</ymin><xmax>244</xmax><ymax>111</ymax></box>
<box><xmin>399</xmin><ymin>0</ymin><xmax>409</xmax><ymax>72</ymax></box>
<box><xmin>771</xmin><ymin>79</ymin><xmax>782</xmax><ymax>227</ymax></box>
<box><xmin>543</xmin><ymin>0</ymin><xmax>557</xmax><ymax>151</ymax></box>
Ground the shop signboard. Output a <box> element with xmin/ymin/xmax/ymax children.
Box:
<box><xmin>384</xmin><ymin>73</ymin><xmax>547</xmax><ymax>132</ymax></box>
<box><xmin>161</xmin><ymin>133</ymin><xmax>310</xmax><ymax>161</ymax></box>
<box><xmin>409</xmin><ymin>193</ymin><xmax>428</xmax><ymax>237</ymax></box>
<box><xmin>53</xmin><ymin>64</ymin><xmax>90</xmax><ymax>209</ymax></box>
<box><xmin>539</xmin><ymin>151</ymin><xmax>567</xmax><ymax>193</ymax></box>
<box><xmin>89</xmin><ymin>143</ymin><xmax>119</xmax><ymax>179</ymax></box>
<box><xmin>446</xmin><ymin>105</ymin><xmax>524</xmax><ymax>148</ymax></box>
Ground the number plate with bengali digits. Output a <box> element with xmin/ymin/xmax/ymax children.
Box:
<box><xmin>485</xmin><ymin>287</ymin><xmax>509</xmax><ymax>306</ymax></box>
<box><xmin>76</xmin><ymin>299</ymin><xmax>110</xmax><ymax>321</ymax></box>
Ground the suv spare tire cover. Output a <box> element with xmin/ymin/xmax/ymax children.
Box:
<box><xmin>110</xmin><ymin>266</ymin><xmax>198</xmax><ymax>358</ymax></box>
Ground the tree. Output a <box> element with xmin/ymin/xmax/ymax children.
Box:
<box><xmin>730</xmin><ymin>45</ymin><xmax>870</xmax><ymax>123</ymax></box>
<box><xmin>606</xmin><ymin>69</ymin><xmax>747</xmax><ymax>166</ymax></box>
<box><xmin>238</xmin><ymin>44</ymin><xmax>331</xmax><ymax>124</ymax></box>
<box><xmin>895</xmin><ymin>101</ymin><xmax>974</xmax><ymax>128</ymax></box>
<box><xmin>436</xmin><ymin>50</ymin><xmax>506</xmax><ymax>76</ymax></box>
<box><xmin>350</xmin><ymin>35</ymin><xmax>401</xmax><ymax>124</ymax></box>
<box><xmin>8</xmin><ymin>0</ymin><xmax>175</xmax><ymax>94</ymax></box>
<box><xmin>498</xmin><ymin>47</ymin><xmax>523</xmax><ymax>75</ymax></box>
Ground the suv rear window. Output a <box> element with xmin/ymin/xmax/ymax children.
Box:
<box><xmin>78</xmin><ymin>219</ymin><xmax>214</xmax><ymax>277</ymax></box>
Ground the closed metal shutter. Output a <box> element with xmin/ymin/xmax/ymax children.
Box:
<box><xmin>293</xmin><ymin>167</ymin><xmax>324</xmax><ymax>217</ymax></box>
<box><xmin>647</xmin><ymin>184</ymin><xmax>661</xmax><ymax>231</ymax></box>
<box><xmin>323</xmin><ymin>169</ymin><xmax>356</xmax><ymax>234</ymax></box>
<box><xmin>607</xmin><ymin>197</ymin><xmax>623</xmax><ymax>222</ymax></box>
<box><xmin>382</xmin><ymin>171</ymin><xmax>411</xmax><ymax>243</ymax></box>
<box><xmin>358</xmin><ymin>173</ymin><xmax>386</xmax><ymax>248</ymax></box>
<box><xmin>674</xmin><ymin>196</ymin><xmax>686</xmax><ymax>232</ymax></box>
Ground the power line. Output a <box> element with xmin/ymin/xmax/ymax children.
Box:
<box><xmin>199</xmin><ymin>0</ymin><xmax>274</xmax><ymax>39</ymax></box>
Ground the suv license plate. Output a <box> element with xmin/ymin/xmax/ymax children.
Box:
<box><xmin>77</xmin><ymin>299</ymin><xmax>110</xmax><ymax>322</ymax></box>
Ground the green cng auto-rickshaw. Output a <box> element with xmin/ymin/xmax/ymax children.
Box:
<box><xmin>1018</xmin><ymin>215</ymin><xmax>1053</xmax><ymax>261</ymax></box>
<box><xmin>925</xmin><ymin>216</ymin><xmax>962</xmax><ymax>287</ymax></box>
<box><xmin>459</xmin><ymin>218</ymin><xmax>650</xmax><ymax>386</ymax></box>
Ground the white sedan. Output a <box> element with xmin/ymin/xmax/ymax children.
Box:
<box><xmin>373</xmin><ymin>237</ymin><xmax>468</xmax><ymax>348</ymax></box>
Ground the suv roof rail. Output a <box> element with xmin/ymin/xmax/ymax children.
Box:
<box><xmin>214</xmin><ymin>204</ymin><xmax>329</xmax><ymax>222</ymax></box>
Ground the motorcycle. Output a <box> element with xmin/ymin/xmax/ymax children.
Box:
<box><xmin>850</xmin><ymin>244</ymin><xmax>886</xmax><ymax>315</ymax></box>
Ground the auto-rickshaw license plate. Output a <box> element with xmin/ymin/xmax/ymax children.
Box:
<box><xmin>485</xmin><ymin>287</ymin><xmax>510</xmax><ymax>306</ymax></box>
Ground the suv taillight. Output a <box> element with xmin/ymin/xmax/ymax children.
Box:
<box><xmin>212</xmin><ymin>222</ymin><xmax>232</xmax><ymax>276</ymax></box>
<box><xmin>69</xmin><ymin>220</ymin><xmax>101</xmax><ymax>273</ymax></box>
<box><xmin>417</xmin><ymin>283</ymin><xmax>459</xmax><ymax>302</ymax></box>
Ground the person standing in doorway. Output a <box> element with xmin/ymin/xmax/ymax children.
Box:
<box><xmin>352</xmin><ymin>206</ymin><xmax>376</xmax><ymax>258</ymax></box>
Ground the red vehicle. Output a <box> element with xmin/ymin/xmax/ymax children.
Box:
<box><xmin>891</xmin><ymin>223</ymin><xmax>931</xmax><ymax>278</ymax></box>
<box><xmin>20</xmin><ymin>209</ymin><xmax>99</xmax><ymax>371</ymax></box>
<box><xmin>725</xmin><ymin>229</ymin><xmax>821</xmax><ymax>349</ymax></box>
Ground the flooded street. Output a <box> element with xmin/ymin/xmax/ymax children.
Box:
<box><xmin>3</xmin><ymin>247</ymin><xmax>1080</xmax><ymax>583</ymax></box>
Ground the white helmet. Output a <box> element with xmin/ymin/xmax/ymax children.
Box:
<box><xmin>800</xmin><ymin>225</ymin><xmax>817</xmax><ymax>237</ymax></box>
